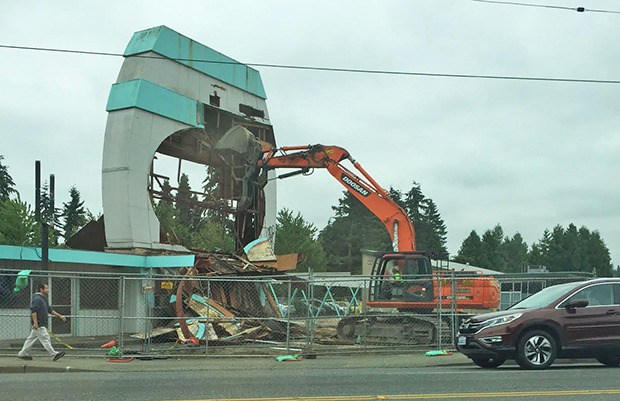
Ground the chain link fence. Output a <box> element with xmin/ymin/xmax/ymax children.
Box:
<box><xmin>0</xmin><ymin>269</ymin><xmax>594</xmax><ymax>358</ymax></box>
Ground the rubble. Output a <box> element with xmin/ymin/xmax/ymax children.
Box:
<box><xmin>134</xmin><ymin>248</ymin><xmax>312</xmax><ymax>347</ymax></box>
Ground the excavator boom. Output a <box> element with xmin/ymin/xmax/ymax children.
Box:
<box><xmin>259</xmin><ymin>144</ymin><xmax>416</xmax><ymax>252</ymax></box>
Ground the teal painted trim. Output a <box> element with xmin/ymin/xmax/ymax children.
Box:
<box><xmin>106</xmin><ymin>79</ymin><xmax>204</xmax><ymax>128</ymax></box>
<box><xmin>124</xmin><ymin>25</ymin><xmax>266</xmax><ymax>99</ymax></box>
<box><xmin>0</xmin><ymin>245</ymin><xmax>194</xmax><ymax>269</ymax></box>
<box><xmin>145</xmin><ymin>255</ymin><xmax>195</xmax><ymax>268</ymax></box>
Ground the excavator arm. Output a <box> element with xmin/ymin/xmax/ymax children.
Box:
<box><xmin>258</xmin><ymin>144</ymin><xmax>416</xmax><ymax>252</ymax></box>
<box><xmin>213</xmin><ymin>126</ymin><xmax>415</xmax><ymax>252</ymax></box>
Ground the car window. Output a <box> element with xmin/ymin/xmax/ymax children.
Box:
<box><xmin>562</xmin><ymin>283</ymin><xmax>614</xmax><ymax>307</ymax></box>
<box><xmin>614</xmin><ymin>284</ymin><xmax>620</xmax><ymax>305</ymax></box>
<box><xmin>509</xmin><ymin>281</ymin><xmax>583</xmax><ymax>310</ymax></box>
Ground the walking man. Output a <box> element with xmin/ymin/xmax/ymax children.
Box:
<box><xmin>17</xmin><ymin>282</ymin><xmax>67</xmax><ymax>361</ymax></box>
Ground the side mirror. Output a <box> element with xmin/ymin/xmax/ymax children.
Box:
<box><xmin>564</xmin><ymin>299</ymin><xmax>589</xmax><ymax>309</ymax></box>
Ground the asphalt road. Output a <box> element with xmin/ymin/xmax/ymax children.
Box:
<box><xmin>1</xmin><ymin>362</ymin><xmax>618</xmax><ymax>401</ymax></box>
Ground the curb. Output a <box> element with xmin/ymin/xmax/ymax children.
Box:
<box><xmin>0</xmin><ymin>365</ymin><xmax>93</xmax><ymax>374</ymax></box>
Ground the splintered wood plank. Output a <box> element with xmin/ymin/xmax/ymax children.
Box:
<box><xmin>263</xmin><ymin>284</ymin><xmax>282</xmax><ymax>318</ymax></box>
<box><xmin>185</xmin><ymin>295</ymin><xmax>240</xmax><ymax>335</ymax></box>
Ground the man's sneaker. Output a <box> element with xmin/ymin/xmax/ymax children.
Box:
<box><xmin>18</xmin><ymin>355</ymin><xmax>33</xmax><ymax>360</ymax></box>
<box><xmin>53</xmin><ymin>351</ymin><xmax>65</xmax><ymax>361</ymax></box>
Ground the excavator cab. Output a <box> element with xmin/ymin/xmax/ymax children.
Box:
<box><xmin>370</xmin><ymin>252</ymin><xmax>436</xmax><ymax>304</ymax></box>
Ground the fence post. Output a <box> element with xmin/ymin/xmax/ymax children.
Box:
<box><xmin>305</xmin><ymin>276</ymin><xmax>312</xmax><ymax>350</ymax></box>
<box><xmin>119</xmin><ymin>276</ymin><xmax>125</xmax><ymax>353</ymax></box>
<box><xmin>205</xmin><ymin>278</ymin><xmax>210</xmax><ymax>356</ymax></box>
<box><xmin>286</xmin><ymin>279</ymin><xmax>291</xmax><ymax>354</ymax></box>
<box><xmin>142</xmin><ymin>270</ymin><xmax>153</xmax><ymax>355</ymax></box>
<box><xmin>437</xmin><ymin>273</ymin><xmax>443</xmax><ymax>350</ymax></box>
<box><xmin>450</xmin><ymin>271</ymin><xmax>457</xmax><ymax>348</ymax></box>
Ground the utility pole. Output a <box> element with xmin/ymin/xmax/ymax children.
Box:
<box><xmin>35</xmin><ymin>161</ymin><xmax>53</xmax><ymax>271</ymax></box>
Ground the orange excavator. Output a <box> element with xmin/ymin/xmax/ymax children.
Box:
<box><xmin>215</xmin><ymin>126</ymin><xmax>499</xmax><ymax>344</ymax></box>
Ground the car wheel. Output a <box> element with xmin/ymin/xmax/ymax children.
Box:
<box><xmin>516</xmin><ymin>330</ymin><xmax>557</xmax><ymax>370</ymax></box>
<box><xmin>596</xmin><ymin>356</ymin><xmax>620</xmax><ymax>367</ymax></box>
<box><xmin>471</xmin><ymin>355</ymin><xmax>506</xmax><ymax>368</ymax></box>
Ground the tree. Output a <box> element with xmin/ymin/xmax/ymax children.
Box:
<box><xmin>319</xmin><ymin>191</ymin><xmax>390</xmax><ymax>273</ymax></box>
<box><xmin>402</xmin><ymin>182</ymin><xmax>425</xmax><ymax>224</ymax></box>
<box><xmin>152</xmin><ymin>176</ymin><xmax>237</xmax><ymax>251</ymax></box>
<box><xmin>61</xmin><ymin>186</ymin><xmax>88</xmax><ymax>241</ymax></box>
<box><xmin>422</xmin><ymin>199</ymin><xmax>448</xmax><ymax>256</ymax></box>
<box><xmin>528</xmin><ymin>224</ymin><xmax>613</xmax><ymax>276</ymax></box>
<box><xmin>454</xmin><ymin>230</ymin><xmax>483</xmax><ymax>266</ymax></box>
<box><xmin>546</xmin><ymin>225</ymin><xmax>568</xmax><ymax>272</ymax></box>
<box><xmin>176</xmin><ymin>174</ymin><xmax>198</xmax><ymax>229</ymax></box>
<box><xmin>274</xmin><ymin>208</ymin><xmax>326</xmax><ymax>272</ymax></box>
<box><xmin>0</xmin><ymin>199</ymin><xmax>37</xmax><ymax>246</ymax></box>
<box><xmin>0</xmin><ymin>155</ymin><xmax>17</xmax><ymax>201</ymax></box>
<box><xmin>529</xmin><ymin>229</ymin><xmax>551</xmax><ymax>268</ymax></box>
<box><xmin>190</xmin><ymin>218</ymin><xmax>236</xmax><ymax>252</ymax></box>
<box><xmin>154</xmin><ymin>179</ymin><xmax>179</xmax><ymax>244</ymax></box>
<box><xmin>581</xmin><ymin>229</ymin><xmax>612</xmax><ymax>277</ymax></box>
<box><xmin>39</xmin><ymin>181</ymin><xmax>61</xmax><ymax>246</ymax></box>
<box><xmin>479</xmin><ymin>225</ymin><xmax>507</xmax><ymax>271</ymax></box>
<box><xmin>400</xmin><ymin>182</ymin><xmax>448</xmax><ymax>255</ymax></box>
<box><xmin>501</xmin><ymin>233</ymin><xmax>529</xmax><ymax>273</ymax></box>
<box><xmin>456</xmin><ymin>227</ymin><xmax>528</xmax><ymax>272</ymax></box>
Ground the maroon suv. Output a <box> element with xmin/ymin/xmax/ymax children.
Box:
<box><xmin>456</xmin><ymin>278</ymin><xmax>620</xmax><ymax>369</ymax></box>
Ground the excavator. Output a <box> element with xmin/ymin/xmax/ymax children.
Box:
<box><xmin>214</xmin><ymin>126</ymin><xmax>500</xmax><ymax>344</ymax></box>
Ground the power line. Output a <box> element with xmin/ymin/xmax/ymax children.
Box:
<box><xmin>1</xmin><ymin>43</ymin><xmax>620</xmax><ymax>84</ymax></box>
<box><xmin>470</xmin><ymin>0</ymin><xmax>620</xmax><ymax>14</ymax></box>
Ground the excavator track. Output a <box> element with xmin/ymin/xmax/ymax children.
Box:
<box><xmin>337</xmin><ymin>314</ymin><xmax>455</xmax><ymax>346</ymax></box>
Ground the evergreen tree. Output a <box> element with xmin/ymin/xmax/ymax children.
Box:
<box><xmin>61</xmin><ymin>186</ymin><xmax>88</xmax><ymax>241</ymax></box>
<box><xmin>0</xmin><ymin>155</ymin><xmax>17</xmax><ymax>201</ymax></box>
<box><xmin>454</xmin><ymin>230</ymin><xmax>483</xmax><ymax>266</ymax></box>
<box><xmin>403</xmin><ymin>182</ymin><xmax>425</xmax><ymax>224</ymax></box>
<box><xmin>39</xmin><ymin>181</ymin><xmax>61</xmax><ymax>246</ymax></box>
<box><xmin>154</xmin><ymin>179</ymin><xmax>177</xmax><ymax>243</ymax></box>
<box><xmin>320</xmin><ymin>182</ymin><xmax>448</xmax><ymax>273</ymax></box>
<box><xmin>403</xmin><ymin>182</ymin><xmax>429</xmax><ymax>248</ymax></box>
<box><xmin>422</xmin><ymin>199</ymin><xmax>448</xmax><ymax>256</ymax></box>
<box><xmin>582</xmin><ymin>229</ymin><xmax>613</xmax><ymax>277</ymax></box>
<box><xmin>401</xmin><ymin>182</ymin><xmax>447</xmax><ymax>255</ymax></box>
<box><xmin>501</xmin><ymin>233</ymin><xmax>529</xmax><ymax>273</ymax></box>
<box><xmin>319</xmin><ymin>191</ymin><xmax>390</xmax><ymax>273</ymax></box>
<box><xmin>529</xmin><ymin>229</ymin><xmax>551</xmax><ymax>268</ymax></box>
<box><xmin>172</xmin><ymin>174</ymin><xmax>203</xmax><ymax>245</ymax></box>
<box><xmin>562</xmin><ymin>224</ymin><xmax>582</xmax><ymax>271</ymax></box>
<box><xmin>274</xmin><ymin>208</ymin><xmax>326</xmax><ymax>272</ymax></box>
<box><xmin>176</xmin><ymin>174</ymin><xmax>198</xmax><ymax>228</ymax></box>
<box><xmin>528</xmin><ymin>224</ymin><xmax>613</xmax><ymax>276</ymax></box>
<box><xmin>85</xmin><ymin>209</ymin><xmax>101</xmax><ymax>222</ymax></box>
<box><xmin>201</xmin><ymin>166</ymin><xmax>232</xmax><ymax>237</ymax></box>
<box><xmin>160</xmin><ymin>179</ymin><xmax>174</xmax><ymax>204</ymax></box>
<box><xmin>546</xmin><ymin>225</ymin><xmax>567</xmax><ymax>272</ymax></box>
<box><xmin>479</xmin><ymin>224</ymin><xmax>507</xmax><ymax>271</ymax></box>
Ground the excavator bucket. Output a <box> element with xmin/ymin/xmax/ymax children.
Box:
<box><xmin>213</xmin><ymin>125</ymin><xmax>264</xmax><ymax>209</ymax></box>
<box><xmin>214</xmin><ymin>125</ymin><xmax>262</xmax><ymax>162</ymax></box>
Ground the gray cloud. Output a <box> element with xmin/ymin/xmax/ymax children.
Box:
<box><xmin>1</xmin><ymin>0</ymin><xmax>618</xmax><ymax>267</ymax></box>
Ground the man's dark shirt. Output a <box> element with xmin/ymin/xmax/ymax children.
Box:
<box><xmin>30</xmin><ymin>293</ymin><xmax>52</xmax><ymax>327</ymax></box>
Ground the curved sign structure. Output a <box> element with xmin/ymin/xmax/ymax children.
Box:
<box><xmin>102</xmin><ymin>26</ymin><xmax>276</xmax><ymax>251</ymax></box>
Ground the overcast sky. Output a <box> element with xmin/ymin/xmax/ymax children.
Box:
<box><xmin>1</xmin><ymin>1</ymin><xmax>618</xmax><ymax>268</ymax></box>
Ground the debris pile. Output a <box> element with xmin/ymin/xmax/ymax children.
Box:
<box><xmin>134</xmin><ymin>247</ymin><xmax>308</xmax><ymax>347</ymax></box>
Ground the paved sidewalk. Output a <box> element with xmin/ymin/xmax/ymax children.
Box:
<box><xmin>0</xmin><ymin>351</ymin><xmax>471</xmax><ymax>374</ymax></box>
